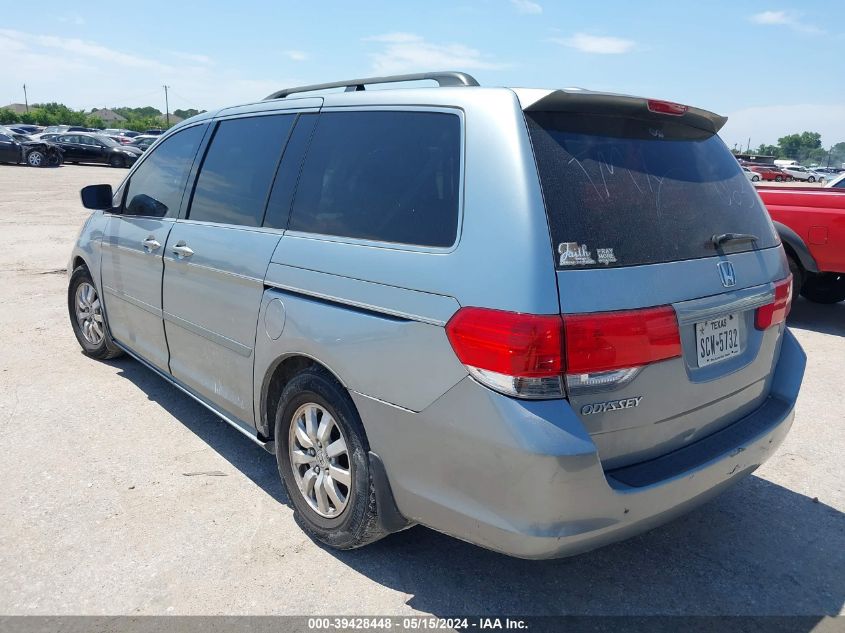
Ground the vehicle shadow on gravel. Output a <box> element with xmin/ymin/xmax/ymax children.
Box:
<box><xmin>788</xmin><ymin>297</ymin><xmax>845</xmax><ymax>337</ymax></box>
<box><xmin>110</xmin><ymin>354</ymin><xmax>843</xmax><ymax>620</ymax></box>
<box><xmin>329</xmin><ymin>477</ymin><xmax>844</xmax><ymax>618</ymax></box>
<box><xmin>111</xmin><ymin>359</ymin><xmax>287</xmax><ymax>505</ymax></box>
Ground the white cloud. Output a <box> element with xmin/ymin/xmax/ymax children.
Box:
<box><xmin>721</xmin><ymin>104</ymin><xmax>845</xmax><ymax>148</ymax></box>
<box><xmin>750</xmin><ymin>10</ymin><xmax>823</xmax><ymax>34</ymax></box>
<box><xmin>0</xmin><ymin>28</ymin><xmax>297</xmax><ymax>110</ymax></box>
<box><xmin>553</xmin><ymin>32</ymin><xmax>636</xmax><ymax>54</ymax></box>
<box><xmin>365</xmin><ymin>32</ymin><xmax>509</xmax><ymax>75</ymax></box>
<box><xmin>0</xmin><ymin>29</ymin><xmax>172</xmax><ymax>71</ymax></box>
<box><xmin>511</xmin><ymin>0</ymin><xmax>542</xmax><ymax>14</ymax></box>
<box><xmin>284</xmin><ymin>50</ymin><xmax>308</xmax><ymax>61</ymax></box>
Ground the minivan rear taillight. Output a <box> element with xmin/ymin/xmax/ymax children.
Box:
<box><xmin>445</xmin><ymin>308</ymin><xmax>564</xmax><ymax>399</ymax></box>
<box><xmin>755</xmin><ymin>275</ymin><xmax>792</xmax><ymax>330</ymax></box>
<box><xmin>445</xmin><ymin>305</ymin><xmax>682</xmax><ymax>399</ymax></box>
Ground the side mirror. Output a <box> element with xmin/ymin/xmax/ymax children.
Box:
<box><xmin>80</xmin><ymin>184</ymin><xmax>114</xmax><ymax>210</ymax></box>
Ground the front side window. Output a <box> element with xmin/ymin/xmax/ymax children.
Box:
<box><xmin>288</xmin><ymin>110</ymin><xmax>461</xmax><ymax>247</ymax></box>
<box><xmin>187</xmin><ymin>115</ymin><xmax>294</xmax><ymax>227</ymax></box>
<box><xmin>122</xmin><ymin>125</ymin><xmax>205</xmax><ymax>218</ymax></box>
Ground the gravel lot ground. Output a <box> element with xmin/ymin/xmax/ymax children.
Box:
<box><xmin>0</xmin><ymin>164</ymin><xmax>842</xmax><ymax>617</ymax></box>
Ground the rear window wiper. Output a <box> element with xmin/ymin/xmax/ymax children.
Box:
<box><xmin>711</xmin><ymin>233</ymin><xmax>759</xmax><ymax>248</ymax></box>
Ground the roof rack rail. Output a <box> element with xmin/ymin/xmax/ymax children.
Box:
<box><xmin>264</xmin><ymin>71</ymin><xmax>480</xmax><ymax>100</ymax></box>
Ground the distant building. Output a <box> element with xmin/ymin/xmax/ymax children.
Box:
<box><xmin>734</xmin><ymin>153</ymin><xmax>776</xmax><ymax>165</ymax></box>
<box><xmin>89</xmin><ymin>108</ymin><xmax>126</xmax><ymax>124</ymax></box>
<box><xmin>1</xmin><ymin>103</ymin><xmax>30</xmax><ymax>115</ymax></box>
<box><xmin>162</xmin><ymin>113</ymin><xmax>184</xmax><ymax>125</ymax></box>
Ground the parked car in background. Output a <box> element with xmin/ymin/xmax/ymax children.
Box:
<box><xmin>742</xmin><ymin>166</ymin><xmax>761</xmax><ymax>182</ymax></box>
<box><xmin>750</xmin><ymin>164</ymin><xmax>791</xmax><ymax>182</ymax></box>
<box><xmin>49</xmin><ymin>133</ymin><xmax>141</xmax><ymax>167</ymax></box>
<box><xmin>0</xmin><ymin>125</ymin><xmax>63</xmax><ymax>167</ymax></box>
<box><xmin>103</xmin><ymin>128</ymin><xmax>136</xmax><ymax>138</ymax></box>
<box><xmin>67</xmin><ymin>72</ymin><xmax>805</xmax><ymax>559</ymax></box>
<box><xmin>41</xmin><ymin>125</ymin><xmax>97</xmax><ymax>135</ymax></box>
<box><xmin>811</xmin><ymin>167</ymin><xmax>840</xmax><ymax>182</ymax></box>
<box><xmin>103</xmin><ymin>134</ymin><xmax>135</xmax><ymax>145</ymax></box>
<box><xmin>825</xmin><ymin>172</ymin><xmax>845</xmax><ymax>189</ymax></box>
<box><xmin>4</xmin><ymin>126</ymin><xmax>35</xmax><ymax>135</ymax></box>
<box><xmin>780</xmin><ymin>165</ymin><xmax>822</xmax><ymax>182</ymax></box>
<box><xmin>1</xmin><ymin>123</ymin><xmax>43</xmax><ymax>135</ymax></box>
<box><xmin>143</xmin><ymin>128</ymin><xmax>165</xmax><ymax>136</ymax></box>
<box><xmin>128</xmin><ymin>135</ymin><xmax>158</xmax><ymax>151</ymax></box>
<box><xmin>759</xmin><ymin>185</ymin><xmax>845</xmax><ymax>303</ymax></box>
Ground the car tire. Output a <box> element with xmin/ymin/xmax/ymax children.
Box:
<box><xmin>26</xmin><ymin>150</ymin><xmax>45</xmax><ymax>167</ymax></box>
<box><xmin>47</xmin><ymin>153</ymin><xmax>63</xmax><ymax>167</ymax></box>
<box><xmin>109</xmin><ymin>155</ymin><xmax>125</xmax><ymax>168</ymax></box>
<box><xmin>752</xmin><ymin>175</ymin><xmax>760</xmax><ymax>182</ymax></box>
<box><xmin>808</xmin><ymin>176</ymin><xmax>815</xmax><ymax>183</ymax></box>
<box><xmin>67</xmin><ymin>265</ymin><xmax>123</xmax><ymax>360</ymax></box>
<box><xmin>800</xmin><ymin>273</ymin><xmax>845</xmax><ymax>304</ymax></box>
<box><xmin>775</xmin><ymin>176</ymin><xmax>783</xmax><ymax>182</ymax></box>
<box><xmin>786</xmin><ymin>253</ymin><xmax>804</xmax><ymax>300</ymax></box>
<box><xmin>275</xmin><ymin>367</ymin><xmax>388</xmax><ymax>550</ymax></box>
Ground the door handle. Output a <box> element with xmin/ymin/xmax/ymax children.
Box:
<box><xmin>142</xmin><ymin>237</ymin><xmax>161</xmax><ymax>252</ymax></box>
<box><xmin>172</xmin><ymin>242</ymin><xmax>194</xmax><ymax>259</ymax></box>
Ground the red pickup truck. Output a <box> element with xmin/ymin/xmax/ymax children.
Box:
<box><xmin>757</xmin><ymin>186</ymin><xmax>845</xmax><ymax>303</ymax></box>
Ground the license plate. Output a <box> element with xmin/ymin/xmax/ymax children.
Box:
<box><xmin>696</xmin><ymin>313</ymin><xmax>742</xmax><ymax>367</ymax></box>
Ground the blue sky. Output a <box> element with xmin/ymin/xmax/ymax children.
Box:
<box><xmin>1</xmin><ymin>0</ymin><xmax>842</xmax><ymax>146</ymax></box>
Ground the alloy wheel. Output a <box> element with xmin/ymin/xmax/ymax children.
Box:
<box><xmin>288</xmin><ymin>402</ymin><xmax>352</xmax><ymax>518</ymax></box>
<box><xmin>75</xmin><ymin>282</ymin><xmax>104</xmax><ymax>345</ymax></box>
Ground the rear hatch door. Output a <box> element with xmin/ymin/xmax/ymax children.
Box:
<box><xmin>524</xmin><ymin>92</ymin><xmax>789</xmax><ymax>470</ymax></box>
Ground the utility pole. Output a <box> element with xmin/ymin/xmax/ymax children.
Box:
<box><xmin>163</xmin><ymin>85</ymin><xmax>170</xmax><ymax>127</ymax></box>
<box><xmin>23</xmin><ymin>83</ymin><xmax>29</xmax><ymax>113</ymax></box>
<box><xmin>746</xmin><ymin>137</ymin><xmax>751</xmax><ymax>153</ymax></box>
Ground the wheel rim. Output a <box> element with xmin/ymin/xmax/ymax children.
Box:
<box><xmin>288</xmin><ymin>402</ymin><xmax>351</xmax><ymax>518</ymax></box>
<box><xmin>28</xmin><ymin>152</ymin><xmax>43</xmax><ymax>166</ymax></box>
<box><xmin>75</xmin><ymin>282</ymin><xmax>105</xmax><ymax>345</ymax></box>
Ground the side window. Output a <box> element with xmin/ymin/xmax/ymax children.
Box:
<box><xmin>263</xmin><ymin>114</ymin><xmax>318</xmax><ymax>229</ymax></box>
<box><xmin>123</xmin><ymin>125</ymin><xmax>205</xmax><ymax>218</ymax></box>
<box><xmin>0</xmin><ymin>134</ymin><xmax>11</xmax><ymax>142</ymax></box>
<box><xmin>288</xmin><ymin>111</ymin><xmax>461</xmax><ymax>247</ymax></box>
<box><xmin>188</xmin><ymin>115</ymin><xmax>294</xmax><ymax>227</ymax></box>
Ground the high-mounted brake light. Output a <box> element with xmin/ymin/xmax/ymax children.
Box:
<box><xmin>445</xmin><ymin>305</ymin><xmax>682</xmax><ymax>399</ymax></box>
<box><xmin>755</xmin><ymin>276</ymin><xmax>792</xmax><ymax>330</ymax></box>
<box><xmin>647</xmin><ymin>99</ymin><xmax>688</xmax><ymax>116</ymax></box>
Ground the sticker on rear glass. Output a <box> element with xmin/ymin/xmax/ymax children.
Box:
<box><xmin>558</xmin><ymin>242</ymin><xmax>596</xmax><ymax>266</ymax></box>
<box><xmin>596</xmin><ymin>248</ymin><xmax>618</xmax><ymax>265</ymax></box>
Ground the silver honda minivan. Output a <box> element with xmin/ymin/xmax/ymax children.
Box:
<box><xmin>68</xmin><ymin>72</ymin><xmax>806</xmax><ymax>559</ymax></box>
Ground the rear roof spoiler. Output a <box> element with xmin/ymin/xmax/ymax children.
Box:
<box><xmin>522</xmin><ymin>90</ymin><xmax>727</xmax><ymax>135</ymax></box>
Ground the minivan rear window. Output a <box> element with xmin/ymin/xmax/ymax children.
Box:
<box><xmin>526</xmin><ymin>112</ymin><xmax>779</xmax><ymax>269</ymax></box>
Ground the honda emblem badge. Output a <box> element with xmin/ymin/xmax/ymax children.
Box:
<box><xmin>717</xmin><ymin>261</ymin><xmax>737</xmax><ymax>288</ymax></box>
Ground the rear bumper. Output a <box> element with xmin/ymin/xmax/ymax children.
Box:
<box><xmin>353</xmin><ymin>328</ymin><xmax>805</xmax><ymax>559</ymax></box>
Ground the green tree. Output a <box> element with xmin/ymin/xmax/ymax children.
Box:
<box><xmin>777</xmin><ymin>131</ymin><xmax>822</xmax><ymax>162</ymax></box>
<box><xmin>173</xmin><ymin>108</ymin><xmax>204</xmax><ymax>119</ymax></box>
<box><xmin>0</xmin><ymin>108</ymin><xmax>21</xmax><ymax>124</ymax></box>
<box><xmin>754</xmin><ymin>143</ymin><xmax>781</xmax><ymax>158</ymax></box>
<box><xmin>114</xmin><ymin>106</ymin><xmax>162</xmax><ymax>119</ymax></box>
